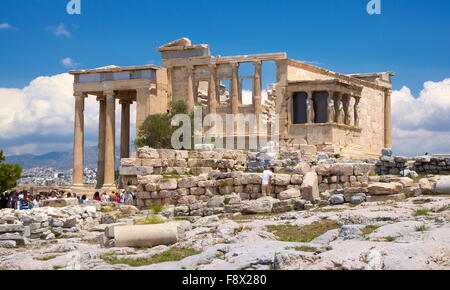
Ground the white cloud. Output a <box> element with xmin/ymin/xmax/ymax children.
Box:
<box><xmin>392</xmin><ymin>78</ymin><xmax>450</xmax><ymax>156</ymax></box>
<box><xmin>61</xmin><ymin>57</ymin><xmax>79</xmax><ymax>68</ymax></box>
<box><xmin>0</xmin><ymin>23</ymin><xmax>14</xmax><ymax>29</ymax></box>
<box><xmin>0</xmin><ymin>73</ymin><xmax>136</xmax><ymax>156</ymax></box>
<box><xmin>46</xmin><ymin>23</ymin><xmax>71</xmax><ymax>38</ymax></box>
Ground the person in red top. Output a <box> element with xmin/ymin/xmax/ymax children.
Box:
<box><xmin>93</xmin><ymin>192</ymin><xmax>101</xmax><ymax>201</ymax></box>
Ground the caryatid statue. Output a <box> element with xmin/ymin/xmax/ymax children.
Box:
<box><xmin>354</xmin><ymin>98</ymin><xmax>360</xmax><ymax>127</ymax></box>
<box><xmin>336</xmin><ymin>97</ymin><xmax>345</xmax><ymax>124</ymax></box>
<box><xmin>345</xmin><ymin>98</ymin><xmax>354</xmax><ymax>126</ymax></box>
<box><xmin>327</xmin><ymin>93</ymin><xmax>335</xmax><ymax>123</ymax></box>
<box><xmin>306</xmin><ymin>95</ymin><xmax>315</xmax><ymax>124</ymax></box>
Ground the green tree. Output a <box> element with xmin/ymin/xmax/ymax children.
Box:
<box><xmin>135</xmin><ymin>100</ymin><xmax>192</xmax><ymax>149</ymax></box>
<box><xmin>0</xmin><ymin>150</ymin><xmax>23</xmax><ymax>193</ymax></box>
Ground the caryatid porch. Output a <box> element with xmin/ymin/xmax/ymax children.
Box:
<box><xmin>70</xmin><ymin>65</ymin><xmax>165</xmax><ymax>189</ymax></box>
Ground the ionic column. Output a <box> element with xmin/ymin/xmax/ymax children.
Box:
<box><xmin>231</xmin><ymin>62</ymin><xmax>240</xmax><ymax>115</ymax></box>
<box><xmin>208</xmin><ymin>65</ymin><xmax>218</xmax><ymax>113</ymax></box>
<box><xmin>120</xmin><ymin>100</ymin><xmax>131</xmax><ymax>159</ymax></box>
<box><xmin>136</xmin><ymin>87</ymin><xmax>150</xmax><ymax>131</ymax></box>
<box><xmin>103</xmin><ymin>91</ymin><xmax>116</xmax><ymax>188</ymax></box>
<box><xmin>96</xmin><ymin>97</ymin><xmax>106</xmax><ymax>189</ymax></box>
<box><xmin>73</xmin><ymin>92</ymin><xmax>86</xmax><ymax>187</ymax></box>
<box><xmin>384</xmin><ymin>90</ymin><xmax>392</xmax><ymax>148</ymax></box>
<box><xmin>253</xmin><ymin>61</ymin><xmax>263</xmax><ymax>122</ymax></box>
<box><xmin>187</xmin><ymin>66</ymin><xmax>195</xmax><ymax>111</ymax></box>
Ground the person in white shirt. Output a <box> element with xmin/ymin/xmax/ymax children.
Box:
<box><xmin>262</xmin><ymin>167</ymin><xmax>274</xmax><ymax>197</ymax></box>
<box><xmin>101</xmin><ymin>192</ymin><xmax>110</xmax><ymax>202</ymax></box>
<box><xmin>32</xmin><ymin>196</ymin><xmax>40</xmax><ymax>208</ymax></box>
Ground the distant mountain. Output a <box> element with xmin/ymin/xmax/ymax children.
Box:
<box><xmin>5</xmin><ymin>146</ymin><xmax>120</xmax><ymax>170</ymax></box>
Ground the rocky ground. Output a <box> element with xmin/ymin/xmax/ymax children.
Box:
<box><xmin>1</xmin><ymin>195</ymin><xmax>448</xmax><ymax>270</ymax></box>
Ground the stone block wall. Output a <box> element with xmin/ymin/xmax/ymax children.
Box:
<box><xmin>120</xmin><ymin>147</ymin><xmax>248</xmax><ymax>186</ymax></box>
<box><xmin>0</xmin><ymin>202</ymin><xmax>101</xmax><ymax>248</ymax></box>
<box><xmin>134</xmin><ymin>171</ymin><xmax>306</xmax><ymax>208</ymax></box>
<box><xmin>413</xmin><ymin>156</ymin><xmax>450</xmax><ymax>174</ymax></box>
<box><xmin>375</xmin><ymin>149</ymin><xmax>450</xmax><ymax>175</ymax></box>
<box><xmin>315</xmin><ymin>162</ymin><xmax>375</xmax><ymax>193</ymax></box>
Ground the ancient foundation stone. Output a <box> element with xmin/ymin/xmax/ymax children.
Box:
<box><xmin>301</xmin><ymin>172</ymin><xmax>319</xmax><ymax>202</ymax></box>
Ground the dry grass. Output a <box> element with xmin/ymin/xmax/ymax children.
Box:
<box><xmin>361</xmin><ymin>225</ymin><xmax>381</xmax><ymax>235</ymax></box>
<box><xmin>34</xmin><ymin>255</ymin><xmax>58</xmax><ymax>261</ymax></box>
<box><xmin>413</xmin><ymin>209</ymin><xmax>430</xmax><ymax>216</ymax></box>
<box><xmin>266</xmin><ymin>220</ymin><xmax>340</xmax><ymax>243</ymax></box>
<box><xmin>101</xmin><ymin>248</ymin><xmax>201</xmax><ymax>267</ymax></box>
<box><xmin>135</xmin><ymin>216</ymin><xmax>164</xmax><ymax>225</ymax></box>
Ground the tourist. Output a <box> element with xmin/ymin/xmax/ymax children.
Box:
<box><xmin>125</xmin><ymin>190</ymin><xmax>134</xmax><ymax>205</ymax></box>
<box><xmin>19</xmin><ymin>193</ymin><xmax>29</xmax><ymax>210</ymax></box>
<box><xmin>119</xmin><ymin>190</ymin><xmax>126</xmax><ymax>204</ymax></box>
<box><xmin>101</xmin><ymin>192</ymin><xmax>110</xmax><ymax>202</ymax></box>
<box><xmin>93</xmin><ymin>192</ymin><xmax>101</xmax><ymax>201</ymax></box>
<box><xmin>114</xmin><ymin>192</ymin><xmax>121</xmax><ymax>203</ymax></box>
<box><xmin>79</xmin><ymin>195</ymin><xmax>87</xmax><ymax>204</ymax></box>
<box><xmin>0</xmin><ymin>193</ymin><xmax>8</xmax><ymax>209</ymax></box>
<box><xmin>49</xmin><ymin>191</ymin><xmax>57</xmax><ymax>200</ymax></box>
<box><xmin>32</xmin><ymin>196</ymin><xmax>40</xmax><ymax>208</ymax></box>
<box><xmin>262</xmin><ymin>167</ymin><xmax>274</xmax><ymax>197</ymax></box>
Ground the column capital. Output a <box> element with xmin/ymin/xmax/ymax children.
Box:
<box><xmin>74</xmin><ymin>92</ymin><xmax>87</xmax><ymax>98</ymax></box>
<box><xmin>136</xmin><ymin>87</ymin><xmax>150</xmax><ymax>95</ymax></box>
<box><xmin>231</xmin><ymin>62</ymin><xmax>240</xmax><ymax>69</ymax></box>
<box><xmin>253</xmin><ymin>60</ymin><xmax>262</xmax><ymax>67</ymax></box>
<box><xmin>119</xmin><ymin>99</ymin><xmax>133</xmax><ymax>105</ymax></box>
<box><xmin>104</xmin><ymin>90</ymin><xmax>116</xmax><ymax>97</ymax></box>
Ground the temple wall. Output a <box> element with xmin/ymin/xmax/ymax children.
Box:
<box><xmin>284</xmin><ymin>62</ymin><xmax>387</xmax><ymax>158</ymax></box>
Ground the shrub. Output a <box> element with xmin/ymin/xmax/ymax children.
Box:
<box><xmin>0</xmin><ymin>150</ymin><xmax>23</xmax><ymax>193</ymax></box>
<box><xmin>135</xmin><ymin>100</ymin><xmax>192</xmax><ymax>149</ymax></box>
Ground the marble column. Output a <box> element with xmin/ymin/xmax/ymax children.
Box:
<box><xmin>73</xmin><ymin>92</ymin><xmax>86</xmax><ymax>187</ymax></box>
<box><xmin>384</xmin><ymin>90</ymin><xmax>392</xmax><ymax>148</ymax></box>
<box><xmin>96</xmin><ymin>97</ymin><xmax>106</xmax><ymax>189</ymax></box>
<box><xmin>208</xmin><ymin>64</ymin><xmax>218</xmax><ymax>114</ymax></box>
<box><xmin>187</xmin><ymin>66</ymin><xmax>195</xmax><ymax>111</ymax></box>
<box><xmin>120</xmin><ymin>100</ymin><xmax>131</xmax><ymax>159</ymax></box>
<box><xmin>136</xmin><ymin>87</ymin><xmax>150</xmax><ymax>131</ymax></box>
<box><xmin>231</xmin><ymin>62</ymin><xmax>240</xmax><ymax>115</ymax></box>
<box><xmin>103</xmin><ymin>91</ymin><xmax>116</xmax><ymax>188</ymax></box>
<box><xmin>253</xmin><ymin>61</ymin><xmax>262</xmax><ymax>125</ymax></box>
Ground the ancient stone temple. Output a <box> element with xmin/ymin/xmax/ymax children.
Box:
<box><xmin>70</xmin><ymin>38</ymin><xmax>394</xmax><ymax>188</ymax></box>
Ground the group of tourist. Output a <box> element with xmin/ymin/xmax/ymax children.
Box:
<box><xmin>91</xmin><ymin>191</ymin><xmax>134</xmax><ymax>205</ymax></box>
<box><xmin>0</xmin><ymin>189</ymin><xmax>134</xmax><ymax>211</ymax></box>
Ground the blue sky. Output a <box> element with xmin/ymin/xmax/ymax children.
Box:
<box><xmin>1</xmin><ymin>0</ymin><xmax>450</xmax><ymax>157</ymax></box>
